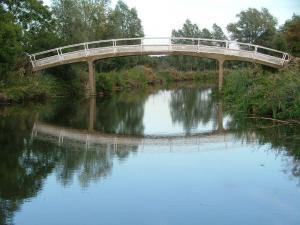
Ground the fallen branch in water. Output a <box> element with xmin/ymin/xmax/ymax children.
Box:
<box><xmin>289</xmin><ymin>120</ymin><xmax>300</xmax><ymax>125</ymax></box>
<box><xmin>255</xmin><ymin>124</ymin><xmax>286</xmax><ymax>129</ymax></box>
<box><xmin>246</xmin><ymin>116</ymin><xmax>290</xmax><ymax>124</ymax></box>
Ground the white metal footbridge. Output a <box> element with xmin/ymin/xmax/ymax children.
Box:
<box><xmin>28</xmin><ymin>37</ymin><xmax>291</xmax><ymax>94</ymax></box>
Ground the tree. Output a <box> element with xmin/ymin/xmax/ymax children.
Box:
<box><xmin>52</xmin><ymin>0</ymin><xmax>111</xmax><ymax>43</ymax></box>
<box><xmin>201</xmin><ymin>28</ymin><xmax>212</xmax><ymax>39</ymax></box>
<box><xmin>172</xmin><ymin>19</ymin><xmax>201</xmax><ymax>38</ymax></box>
<box><xmin>0</xmin><ymin>0</ymin><xmax>60</xmax><ymax>79</ymax></box>
<box><xmin>52</xmin><ymin>0</ymin><xmax>86</xmax><ymax>43</ymax></box>
<box><xmin>272</xmin><ymin>32</ymin><xmax>287</xmax><ymax>52</ymax></box>
<box><xmin>170</xmin><ymin>19</ymin><xmax>222</xmax><ymax>71</ymax></box>
<box><xmin>108</xmin><ymin>0</ymin><xmax>144</xmax><ymax>38</ymax></box>
<box><xmin>212</xmin><ymin>23</ymin><xmax>227</xmax><ymax>40</ymax></box>
<box><xmin>0</xmin><ymin>5</ymin><xmax>22</xmax><ymax>79</ymax></box>
<box><xmin>227</xmin><ymin>8</ymin><xmax>277</xmax><ymax>46</ymax></box>
<box><xmin>2</xmin><ymin>0</ymin><xmax>58</xmax><ymax>52</ymax></box>
<box><xmin>281</xmin><ymin>14</ymin><xmax>300</xmax><ymax>57</ymax></box>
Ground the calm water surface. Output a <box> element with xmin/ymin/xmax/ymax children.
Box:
<box><xmin>1</xmin><ymin>83</ymin><xmax>300</xmax><ymax>225</ymax></box>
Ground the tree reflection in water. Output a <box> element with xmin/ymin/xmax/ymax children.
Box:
<box><xmin>0</xmin><ymin>106</ymin><xmax>138</xmax><ymax>225</ymax></box>
<box><xmin>1</xmin><ymin>84</ymin><xmax>300</xmax><ymax>225</ymax></box>
<box><xmin>53</xmin><ymin>143</ymin><xmax>137</xmax><ymax>188</ymax></box>
<box><xmin>95</xmin><ymin>91</ymin><xmax>148</xmax><ymax>135</ymax></box>
<box><xmin>169</xmin><ymin>86</ymin><xmax>218</xmax><ymax>134</ymax></box>
<box><xmin>226</xmin><ymin>117</ymin><xmax>300</xmax><ymax>185</ymax></box>
<box><xmin>0</xmin><ymin>107</ymin><xmax>59</xmax><ymax>225</ymax></box>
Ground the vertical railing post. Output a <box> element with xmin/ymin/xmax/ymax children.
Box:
<box><xmin>113</xmin><ymin>40</ymin><xmax>117</xmax><ymax>53</ymax></box>
<box><xmin>169</xmin><ymin>37</ymin><xmax>172</xmax><ymax>51</ymax></box>
<box><xmin>281</xmin><ymin>53</ymin><xmax>286</xmax><ymax>65</ymax></box>
<box><xmin>56</xmin><ymin>48</ymin><xmax>61</xmax><ymax>61</ymax></box>
<box><xmin>253</xmin><ymin>45</ymin><xmax>258</xmax><ymax>59</ymax></box>
<box><xmin>197</xmin><ymin>39</ymin><xmax>200</xmax><ymax>51</ymax></box>
<box><xmin>84</xmin><ymin>43</ymin><xmax>89</xmax><ymax>56</ymax></box>
<box><xmin>141</xmin><ymin>38</ymin><xmax>144</xmax><ymax>53</ymax></box>
<box><xmin>59</xmin><ymin>48</ymin><xmax>63</xmax><ymax>60</ymax></box>
<box><xmin>29</xmin><ymin>55</ymin><xmax>35</xmax><ymax>68</ymax></box>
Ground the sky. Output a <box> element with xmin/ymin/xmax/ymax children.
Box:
<box><xmin>43</xmin><ymin>0</ymin><xmax>300</xmax><ymax>37</ymax></box>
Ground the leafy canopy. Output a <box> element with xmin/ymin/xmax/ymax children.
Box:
<box><xmin>227</xmin><ymin>8</ymin><xmax>277</xmax><ymax>46</ymax></box>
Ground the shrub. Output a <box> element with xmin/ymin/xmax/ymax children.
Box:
<box><xmin>223</xmin><ymin>67</ymin><xmax>300</xmax><ymax>119</ymax></box>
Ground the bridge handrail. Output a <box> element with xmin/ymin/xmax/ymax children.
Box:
<box><xmin>29</xmin><ymin>37</ymin><xmax>291</xmax><ymax>64</ymax></box>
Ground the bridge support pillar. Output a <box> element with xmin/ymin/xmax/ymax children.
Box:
<box><xmin>87</xmin><ymin>60</ymin><xmax>96</xmax><ymax>96</ymax></box>
<box><xmin>218</xmin><ymin>58</ymin><xmax>225</xmax><ymax>90</ymax></box>
<box><xmin>88</xmin><ymin>97</ymin><xmax>96</xmax><ymax>132</ymax></box>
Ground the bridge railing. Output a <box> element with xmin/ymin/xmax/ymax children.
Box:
<box><xmin>29</xmin><ymin>37</ymin><xmax>291</xmax><ymax>69</ymax></box>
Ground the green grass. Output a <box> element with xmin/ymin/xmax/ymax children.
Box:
<box><xmin>223</xmin><ymin>66</ymin><xmax>300</xmax><ymax>120</ymax></box>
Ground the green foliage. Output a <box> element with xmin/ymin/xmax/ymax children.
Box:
<box><xmin>108</xmin><ymin>0</ymin><xmax>144</xmax><ymax>38</ymax></box>
<box><xmin>172</xmin><ymin>19</ymin><xmax>226</xmax><ymax>40</ymax></box>
<box><xmin>0</xmin><ymin>73</ymin><xmax>59</xmax><ymax>103</ymax></box>
<box><xmin>52</xmin><ymin>0</ymin><xmax>111</xmax><ymax>43</ymax></box>
<box><xmin>45</xmin><ymin>64</ymin><xmax>87</xmax><ymax>97</ymax></box>
<box><xmin>96</xmin><ymin>66</ymin><xmax>217</xmax><ymax>94</ymax></box>
<box><xmin>172</xmin><ymin>19</ymin><xmax>202</xmax><ymax>37</ymax></box>
<box><xmin>52</xmin><ymin>0</ymin><xmax>143</xmax><ymax>44</ymax></box>
<box><xmin>0</xmin><ymin>5</ymin><xmax>22</xmax><ymax>78</ymax></box>
<box><xmin>2</xmin><ymin>0</ymin><xmax>59</xmax><ymax>53</ymax></box>
<box><xmin>1</xmin><ymin>0</ymin><xmax>300</xmax><ymax>104</ymax></box>
<box><xmin>281</xmin><ymin>14</ymin><xmax>300</xmax><ymax>57</ymax></box>
<box><xmin>272</xmin><ymin>32</ymin><xmax>288</xmax><ymax>52</ymax></box>
<box><xmin>227</xmin><ymin>8</ymin><xmax>277</xmax><ymax>46</ymax></box>
<box><xmin>96</xmin><ymin>66</ymin><xmax>153</xmax><ymax>92</ymax></box>
<box><xmin>169</xmin><ymin>19</ymin><xmax>226</xmax><ymax>71</ymax></box>
<box><xmin>212</xmin><ymin>23</ymin><xmax>227</xmax><ymax>40</ymax></box>
<box><xmin>223</xmin><ymin>67</ymin><xmax>300</xmax><ymax>119</ymax></box>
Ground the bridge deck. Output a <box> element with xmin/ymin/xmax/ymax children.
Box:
<box><xmin>32</xmin><ymin>122</ymin><xmax>235</xmax><ymax>148</ymax></box>
<box><xmin>29</xmin><ymin>37</ymin><xmax>290</xmax><ymax>70</ymax></box>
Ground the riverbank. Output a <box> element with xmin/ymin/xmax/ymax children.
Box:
<box><xmin>96</xmin><ymin>66</ymin><xmax>217</xmax><ymax>94</ymax></box>
<box><xmin>222</xmin><ymin>60</ymin><xmax>300</xmax><ymax>121</ymax></box>
<box><xmin>0</xmin><ymin>66</ymin><xmax>217</xmax><ymax>105</ymax></box>
<box><xmin>0</xmin><ymin>73</ymin><xmax>58</xmax><ymax>104</ymax></box>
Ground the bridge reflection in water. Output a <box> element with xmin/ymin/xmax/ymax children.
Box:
<box><xmin>31</xmin><ymin>97</ymin><xmax>237</xmax><ymax>150</ymax></box>
<box><xmin>2</xmin><ymin>86</ymin><xmax>300</xmax><ymax>225</ymax></box>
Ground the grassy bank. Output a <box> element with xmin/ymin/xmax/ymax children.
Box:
<box><xmin>96</xmin><ymin>65</ymin><xmax>217</xmax><ymax>94</ymax></box>
<box><xmin>0</xmin><ymin>64</ymin><xmax>90</xmax><ymax>104</ymax></box>
<box><xmin>0</xmin><ymin>66</ymin><xmax>217</xmax><ymax>104</ymax></box>
<box><xmin>0</xmin><ymin>73</ymin><xmax>59</xmax><ymax>104</ymax></box>
<box><xmin>222</xmin><ymin>63</ymin><xmax>300</xmax><ymax>120</ymax></box>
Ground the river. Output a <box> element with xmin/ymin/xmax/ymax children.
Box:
<box><xmin>0</xmin><ymin>82</ymin><xmax>300</xmax><ymax>225</ymax></box>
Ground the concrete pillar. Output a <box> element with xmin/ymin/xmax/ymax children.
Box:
<box><xmin>87</xmin><ymin>60</ymin><xmax>96</xmax><ymax>96</ymax></box>
<box><xmin>218</xmin><ymin>58</ymin><xmax>225</xmax><ymax>90</ymax></box>
<box><xmin>88</xmin><ymin>97</ymin><xmax>96</xmax><ymax>132</ymax></box>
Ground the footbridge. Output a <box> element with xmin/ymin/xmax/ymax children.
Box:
<box><xmin>29</xmin><ymin>37</ymin><xmax>290</xmax><ymax>95</ymax></box>
<box><xmin>31</xmin><ymin>99</ymin><xmax>256</xmax><ymax>149</ymax></box>
<box><xmin>32</xmin><ymin>121</ymin><xmax>235</xmax><ymax>150</ymax></box>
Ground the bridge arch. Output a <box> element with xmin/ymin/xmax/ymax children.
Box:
<box><xmin>28</xmin><ymin>37</ymin><xmax>290</xmax><ymax>95</ymax></box>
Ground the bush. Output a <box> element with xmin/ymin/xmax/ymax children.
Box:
<box><xmin>223</xmin><ymin>67</ymin><xmax>300</xmax><ymax>119</ymax></box>
<box><xmin>0</xmin><ymin>72</ymin><xmax>59</xmax><ymax>103</ymax></box>
<box><xmin>96</xmin><ymin>65</ymin><xmax>218</xmax><ymax>94</ymax></box>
